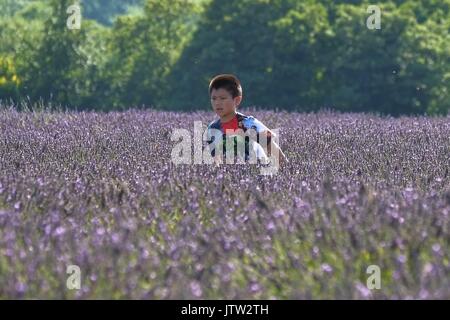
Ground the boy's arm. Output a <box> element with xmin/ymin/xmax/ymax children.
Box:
<box><xmin>259</xmin><ymin>130</ymin><xmax>288</xmax><ymax>165</ymax></box>
<box><xmin>242</xmin><ymin>116</ymin><xmax>288</xmax><ymax>165</ymax></box>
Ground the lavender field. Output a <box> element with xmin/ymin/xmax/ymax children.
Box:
<box><xmin>0</xmin><ymin>106</ymin><xmax>449</xmax><ymax>299</ymax></box>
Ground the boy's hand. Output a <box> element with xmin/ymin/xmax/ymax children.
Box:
<box><xmin>264</xmin><ymin>134</ymin><xmax>287</xmax><ymax>167</ymax></box>
<box><xmin>214</xmin><ymin>154</ymin><xmax>222</xmax><ymax>166</ymax></box>
<box><xmin>270</xmin><ymin>152</ymin><xmax>288</xmax><ymax>168</ymax></box>
<box><xmin>278</xmin><ymin>153</ymin><xmax>286</xmax><ymax>166</ymax></box>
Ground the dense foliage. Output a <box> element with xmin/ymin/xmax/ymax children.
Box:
<box><xmin>0</xmin><ymin>0</ymin><xmax>449</xmax><ymax>113</ymax></box>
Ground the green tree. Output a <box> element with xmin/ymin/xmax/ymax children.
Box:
<box><xmin>165</xmin><ymin>0</ymin><xmax>450</xmax><ymax>115</ymax></box>
<box><xmin>0</xmin><ymin>0</ymin><xmax>51</xmax><ymax>104</ymax></box>
<box><xmin>0</xmin><ymin>0</ymin><xmax>30</xmax><ymax>17</ymax></box>
<box><xmin>165</xmin><ymin>0</ymin><xmax>295</xmax><ymax>110</ymax></box>
<box><xmin>103</xmin><ymin>0</ymin><xmax>203</xmax><ymax>109</ymax></box>
<box><xmin>269</xmin><ymin>0</ymin><xmax>332</xmax><ymax>110</ymax></box>
<box><xmin>25</xmin><ymin>0</ymin><xmax>107</xmax><ymax>109</ymax></box>
<box><xmin>81</xmin><ymin>0</ymin><xmax>143</xmax><ymax>26</ymax></box>
<box><xmin>319</xmin><ymin>2</ymin><xmax>450</xmax><ymax>115</ymax></box>
<box><xmin>0</xmin><ymin>56</ymin><xmax>21</xmax><ymax>101</ymax></box>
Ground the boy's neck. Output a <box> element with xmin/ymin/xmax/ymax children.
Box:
<box><xmin>220</xmin><ymin>111</ymin><xmax>237</xmax><ymax>123</ymax></box>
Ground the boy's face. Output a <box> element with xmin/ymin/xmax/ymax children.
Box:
<box><xmin>210</xmin><ymin>88</ymin><xmax>242</xmax><ymax>118</ymax></box>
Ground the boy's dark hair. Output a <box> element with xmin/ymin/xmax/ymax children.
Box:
<box><xmin>209</xmin><ymin>74</ymin><xmax>243</xmax><ymax>98</ymax></box>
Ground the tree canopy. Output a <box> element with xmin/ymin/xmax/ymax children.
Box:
<box><xmin>0</xmin><ymin>0</ymin><xmax>448</xmax><ymax>115</ymax></box>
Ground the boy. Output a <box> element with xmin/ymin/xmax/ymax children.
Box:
<box><xmin>203</xmin><ymin>74</ymin><xmax>288</xmax><ymax>166</ymax></box>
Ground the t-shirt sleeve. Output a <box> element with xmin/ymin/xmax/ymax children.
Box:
<box><xmin>206</xmin><ymin>124</ymin><xmax>221</xmax><ymax>142</ymax></box>
<box><xmin>243</xmin><ymin>116</ymin><xmax>276</xmax><ymax>137</ymax></box>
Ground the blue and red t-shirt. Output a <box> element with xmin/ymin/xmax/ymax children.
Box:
<box><xmin>204</xmin><ymin>112</ymin><xmax>274</xmax><ymax>162</ymax></box>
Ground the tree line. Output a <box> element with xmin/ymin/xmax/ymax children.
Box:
<box><xmin>0</xmin><ymin>0</ymin><xmax>449</xmax><ymax>116</ymax></box>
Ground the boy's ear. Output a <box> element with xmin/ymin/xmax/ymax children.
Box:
<box><xmin>234</xmin><ymin>95</ymin><xmax>242</xmax><ymax>107</ymax></box>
